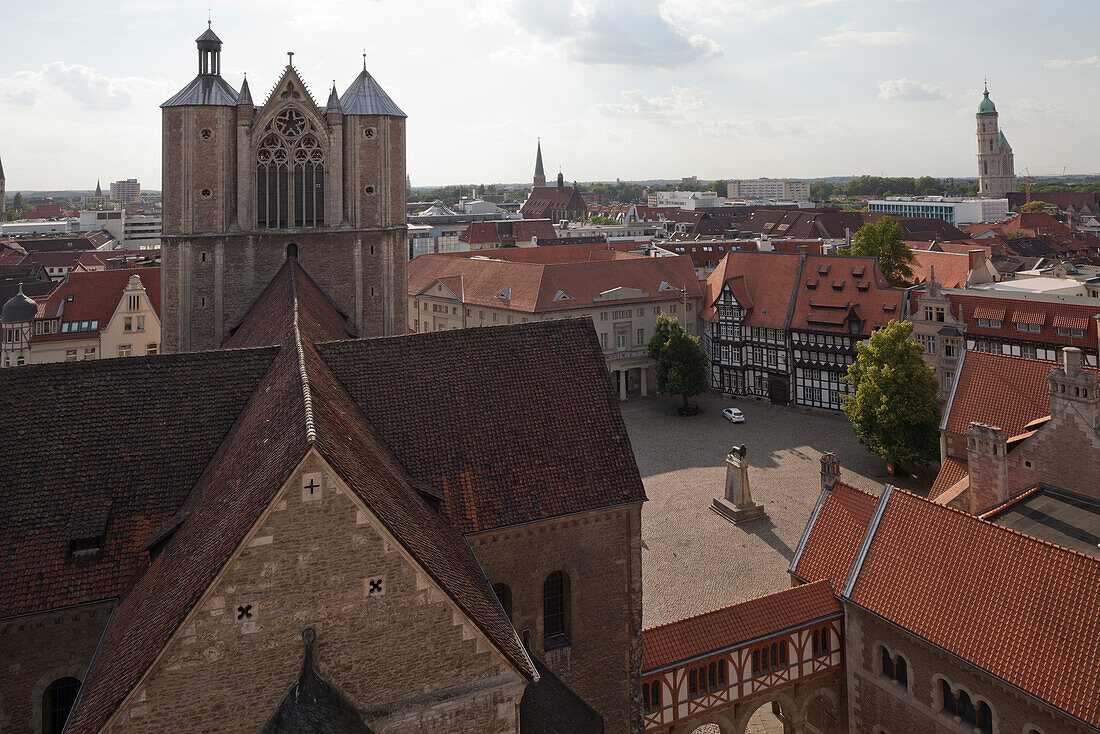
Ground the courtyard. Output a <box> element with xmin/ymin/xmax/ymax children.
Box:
<box><xmin>622</xmin><ymin>392</ymin><xmax>931</xmax><ymax>630</ymax></box>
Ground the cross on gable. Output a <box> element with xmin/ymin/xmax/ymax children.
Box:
<box><xmin>304</xmin><ymin>477</ymin><xmax>320</xmax><ymax>494</ymax></box>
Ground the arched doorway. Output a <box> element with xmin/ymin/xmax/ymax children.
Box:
<box><xmin>768</xmin><ymin>379</ymin><xmax>789</xmax><ymax>406</ymax></box>
<box><xmin>745</xmin><ymin>702</ymin><xmax>785</xmax><ymax>734</ymax></box>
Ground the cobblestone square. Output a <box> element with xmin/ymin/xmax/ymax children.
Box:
<box><xmin>622</xmin><ymin>392</ymin><xmax>931</xmax><ymax>629</ymax></box>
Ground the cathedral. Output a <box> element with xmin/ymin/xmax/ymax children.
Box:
<box><xmin>0</xmin><ymin>26</ymin><xmax>643</xmax><ymax>734</ymax></box>
<box><xmin>160</xmin><ymin>25</ymin><xmax>407</xmax><ymax>352</ymax></box>
<box><xmin>976</xmin><ymin>83</ymin><xmax>1016</xmax><ymax>199</ymax></box>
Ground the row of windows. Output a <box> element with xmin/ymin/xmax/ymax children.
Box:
<box><xmin>687</xmin><ymin>659</ymin><xmax>727</xmax><ymax>698</ymax></box>
<box><xmin>794</xmin><ymin>349</ymin><xmax>855</xmax><ymax>366</ymax></box>
<box><xmin>877</xmin><ymin>644</ymin><xmax>998</xmax><ymax>734</ymax></box>
<box><xmin>791</xmin><ymin>331</ymin><xmax>852</xmax><ymax>348</ymax></box>
<box><xmin>751</xmin><ymin>639</ymin><xmax>789</xmax><ymax>677</ymax></box>
<box><xmin>491</xmin><ymin>570</ymin><xmax>572</xmax><ymax>650</ymax></box>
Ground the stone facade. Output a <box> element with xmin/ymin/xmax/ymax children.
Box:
<box><xmin>908</xmin><ymin>276</ymin><xmax>965</xmax><ymax>401</ymax></box>
<box><xmin>468</xmin><ymin>504</ymin><xmax>644</xmax><ymax>734</ymax></box>
<box><xmin>103</xmin><ymin>451</ymin><xmax>525</xmax><ymax>733</ymax></box>
<box><xmin>0</xmin><ymin>602</ymin><xmax>113</xmax><ymax>733</ymax></box>
<box><xmin>977</xmin><ymin>85</ymin><xmax>1015</xmax><ymax>199</ymax></box>
<box><xmin>844</xmin><ymin>604</ymin><xmax>1092</xmax><ymax>734</ymax></box>
<box><xmin>160</xmin><ymin>33</ymin><xmax>406</xmax><ymax>352</ymax></box>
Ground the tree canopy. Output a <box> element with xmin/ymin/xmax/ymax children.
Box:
<box><xmin>842</xmin><ymin>320</ymin><xmax>940</xmax><ymax>471</ymax></box>
<box><xmin>647</xmin><ymin>314</ymin><xmax>710</xmax><ymax>408</ymax></box>
<box><xmin>848</xmin><ymin>217</ymin><xmax>915</xmax><ymax>287</ymax></box>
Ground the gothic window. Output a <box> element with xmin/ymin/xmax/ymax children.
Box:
<box><xmin>543</xmin><ymin>570</ymin><xmax>570</xmax><ymax>648</ymax></box>
<box><xmin>43</xmin><ymin>677</ymin><xmax>81</xmax><ymax>734</ymax></box>
<box><xmin>256</xmin><ymin>111</ymin><xmax>325</xmax><ymax>229</ymax></box>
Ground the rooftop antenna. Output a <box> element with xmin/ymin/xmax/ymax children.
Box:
<box><xmin>207</xmin><ymin>8</ymin><xmax>211</xmax><ymax>26</ymax></box>
<box><xmin>363</xmin><ymin>49</ymin><xmax>367</xmax><ymax>71</ymax></box>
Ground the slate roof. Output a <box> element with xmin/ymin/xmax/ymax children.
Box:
<box><xmin>842</xmin><ymin>489</ymin><xmax>1100</xmax><ymax>728</ymax></box>
<box><xmin>789</xmin><ymin>482</ymin><xmax>879</xmax><ymax>591</ymax></box>
<box><xmin>942</xmin><ymin>350</ymin><xmax>1100</xmax><ymax>437</ymax></box>
<box><xmin>161</xmin><ymin>74</ymin><xmax>240</xmax><ymax>107</ymax></box>
<box><xmin>520</xmin><ymin>652</ymin><xmax>604</xmax><ymax>734</ymax></box>
<box><xmin>641</xmin><ymin>580</ymin><xmax>840</xmax><ymax>671</ymax></box>
<box><xmin>339</xmin><ymin>69</ymin><xmax>406</xmax><ymax>117</ymax></box>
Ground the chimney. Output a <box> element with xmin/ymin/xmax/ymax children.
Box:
<box><xmin>1049</xmin><ymin>346</ymin><xmax>1100</xmax><ymax>428</ymax></box>
<box><xmin>965</xmin><ymin>423</ymin><xmax>1009</xmax><ymax>514</ymax></box>
<box><xmin>820</xmin><ymin>453</ymin><xmax>840</xmax><ymax>492</ymax></box>
<box><xmin>1063</xmin><ymin>346</ymin><xmax>1082</xmax><ymax>377</ymax></box>
<box><xmin>967</xmin><ymin>249</ymin><xmax>984</xmax><ymax>273</ymax></box>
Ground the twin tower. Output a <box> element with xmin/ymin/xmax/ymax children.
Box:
<box><xmin>160</xmin><ymin>26</ymin><xmax>407</xmax><ymax>351</ymax></box>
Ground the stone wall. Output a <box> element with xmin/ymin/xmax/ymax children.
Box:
<box><xmin>844</xmin><ymin>604</ymin><xmax>1088</xmax><ymax>734</ymax></box>
<box><xmin>468</xmin><ymin>505</ymin><xmax>644</xmax><ymax>734</ymax></box>
<box><xmin>104</xmin><ymin>453</ymin><xmax>524</xmax><ymax>733</ymax></box>
<box><xmin>0</xmin><ymin>602</ymin><xmax>113</xmax><ymax>733</ymax></box>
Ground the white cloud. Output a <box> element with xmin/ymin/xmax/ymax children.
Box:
<box><xmin>1044</xmin><ymin>56</ymin><xmax>1100</xmax><ymax>69</ymax></box>
<box><xmin>508</xmin><ymin>0</ymin><xmax>722</xmax><ymax>68</ymax></box>
<box><xmin>823</xmin><ymin>23</ymin><xmax>915</xmax><ymax>47</ymax></box>
<box><xmin>595</xmin><ymin>86</ymin><xmax>707</xmax><ymax>119</ymax></box>
<box><xmin>878</xmin><ymin>78</ymin><xmax>946</xmax><ymax>102</ymax></box>
<box><xmin>0</xmin><ymin>62</ymin><xmax>173</xmax><ymax>111</ymax></box>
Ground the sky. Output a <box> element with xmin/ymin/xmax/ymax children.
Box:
<box><xmin>3</xmin><ymin>0</ymin><xmax>1100</xmax><ymax>190</ymax></box>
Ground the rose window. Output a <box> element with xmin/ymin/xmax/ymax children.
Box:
<box><xmin>275</xmin><ymin>109</ymin><xmax>307</xmax><ymax>138</ymax></box>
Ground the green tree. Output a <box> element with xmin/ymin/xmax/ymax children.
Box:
<box><xmin>843</xmin><ymin>320</ymin><xmax>940</xmax><ymax>471</ymax></box>
<box><xmin>810</xmin><ymin>181</ymin><xmax>838</xmax><ymax>201</ymax></box>
<box><xmin>13</xmin><ymin>192</ymin><xmax>23</xmax><ymax>210</ymax></box>
<box><xmin>588</xmin><ymin>215</ymin><xmax>620</xmax><ymax>226</ymax></box>
<box><xmin>1019</xmin><ymin>200</ymin><xmax>1053</xmax><ymax>213</ymax></box>
<box><xmin>714</xmin><ymin>180</ymin><xmax>728</xmax><ymax>198</ymax></box>
<box><xmin>647</xmin><ymin>314</ymin><xmax>710</xmax><ymax>409</ymax></box>
<box><xmin>848</xmin><ymin>217</ymin><xmax>914</xmax><ymax>287</ymax></box>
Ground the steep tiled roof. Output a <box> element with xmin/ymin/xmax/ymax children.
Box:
<box><xmin>520</xmin><ymin>186</ymin><xmax>587</xmax><ymax>219</ymax></box>
<box><xmin>458</xmin><ymin>219</ymin><xmax>558</xmax><ymax>246</ymax></box>
<box><xmin>930</xmin><ymin>456</ymin><xmax>969</xmax><ymax>500</ymax></box>
<box><xmin>789</xmin><ymin>255</ymin><xmax>906</xmax><ymax>336</ymax></box>
<box><xmin>789</xmin><ymin>482</ymin><xmax>879</xmax><ymax>591</ymax></box>
<box><xmin>318</xmin><ymin>320</ymin><xmax>647</xmax><ymax>533</ymax></box>
<box><xmin>0</xmin><ymin>348</ymin><xmax>279</xmax><ymax>619</ymax></box>
<box><xmin>700</xmin><ymin>251</ymin><xmax>803</xmax><ymax>329</ymax></box>
<box><xmin>38</xmin><ymin>267</ymin><xmax>161</xmax><ymax>332</ymax></box>
<box><xmin>909</xmin><ymin>250</ymin><xmax>973</xmax><ymax>288</ymax></box>
<box><xmin>948</xmin><ymin>292</ymin><xmax>1100</xmax><ymax>351</ymax></box>
<box><xmin>943</xmin><ymin>350</ymin><xmax>1100</xmax><ymax>436</ymax></box>
<box><xmin>445</xmin><ymin>241</ymin><xmax>643</xmax><ymax>264</ymax></box>
<box><xmin>845</xmin><ymin>489</ymin><xmax>1100</xmax><ymax>728</ymax></box>
<box><xmin>408</xmin><ymin>253</ymin><xmax>701</xmax><ymax>314</ymax></box>
<box><xmin>642</xmin><ymin>580</ymin><xmax>840</xmax><ymax>671</ymax></box>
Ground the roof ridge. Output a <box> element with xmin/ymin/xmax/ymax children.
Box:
<box><xmin>841</xmin><ymin>484</ymin><xmax>893</xmax><ymax>598</ymax></box>
<box><xmin>289</xmin><ymin>268</ymin><xmax>317</xmax><ymax>444</ymax></box>
<box><xmin>892</xmin><ymin>487</ymin><xmax>1100</xmax><ymax>565</ymax></box>
<box><xmin>641</xmin><ymin>579</ymin><xmax>833</xmax><ymax>634</ymax></box>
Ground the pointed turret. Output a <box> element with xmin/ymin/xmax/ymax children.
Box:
<box><xmin>0</xmin><ymin>152</ymin><xmax>5</xmax><ymax>181</ymax></box>
<box><xmin>95</xmin><ymin>180</ymin><xmax>102</xmax><ymax>197</ymax></box>
<box><xmin>326</xmin><ymin>81</ymin><xmax>342</xmax><ymax>113</ymax></box>
<box><xmin>236</xmin><ymin>74</ymin><xmax>253</xmax><ymax>106</ymax></box>
<box><xmin>162</xmin><ymin>23</ymin><xmax>238</xmax><ymax>107</ymax></box>
<box><xmin>533</xmin><ymin>139</ymin><xmax>546</xmax><ymax>187</ymax></box>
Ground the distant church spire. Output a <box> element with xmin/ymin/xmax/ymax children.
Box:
<box><xmin>533</xmin><ymin>138</ymin><xmax>546</xmax><ymax>188</ymax></box>
<box><xmin>95</xmin><ymin>180</ymin><xmax>102</xmax><ymax>197</ymax></box>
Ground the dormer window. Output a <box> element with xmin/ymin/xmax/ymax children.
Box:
<box><xmin>495</xmin><ymin>288</ymin><xmax>512</xmax><ymax>300</ymax></box>
<box><xmin>553</xmin><ymin>290</ymin><xmax>574</xmax><ymax>302</ymax></box>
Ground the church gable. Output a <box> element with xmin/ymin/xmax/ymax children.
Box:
<box><xmin>105</xmin><ymin>450</ymin><xmax>525</xmax><ymax>733</ymax></box>
<box><xmin>256</xmin><ymin>65</ymin><xmax>327</xmax><ymax>132</ymax></box>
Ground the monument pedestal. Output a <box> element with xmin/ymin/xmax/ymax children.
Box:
<box><xmin>711</xmin><ymin>496</ymin><xmax>766</xmax><ymax>524</ymax></box>
<box><xmin>712</xmin><ymin>443</ymin><xmax>769</xmax><ymax>525</ymax></box>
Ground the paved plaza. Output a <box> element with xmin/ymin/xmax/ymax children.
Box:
<box><xmin>623</xmin><ymin>392</ymin><xmax>931</xmax><ymax>630</ymax></box>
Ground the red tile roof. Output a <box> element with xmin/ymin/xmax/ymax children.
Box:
<box><xmin>790</xmin><ymin>482</ymin><xmax>879</xmax><ymax>591</ymax></box>
<box><xmin>458</xmin><ymin>219</ymin><xmax>558</xmax><ymax>246</ymax></box>
<box><xmin>943</xmin><ymin>350</ymin><xmax>1100</xmax><ymax>436</ymax></box>
<box><xmin>443</xmin><ymin>241</ymin><xmax>645</xmax><ymax>265</ymax></box>
<box><xmin>789</xmin><ymin>255</ymin><xmax>906</xmax><ymax>336</ymax></box>
<box><xmin>930</xmin><ymin>456</ymin><xmax>969</xmax><ymax>500</ymax></box>
<box><xmin>909</xmin><ymin>250</ymin><xmax>973</xmax><ymax>288</ymax></box>
<box><xmin>949</xmin><ymin>293</ymin><xmax>1100</xmax><ymax>350</ymax></box>
<box><xmin>37</xmin><ymin>268</ymin><xmax>160</xmax><ymax>336</ymax></box>
<box><xmin>408</xmin><ymin>252</ymin><xmax>701</xmax><ymax>314</ymax></box>
<box><xmin>845</xmin><ymin>489</ymin><xmax>1100</xmax><ymax>728</ymax></box>
<box><xmin>700</xmin><ymin>251</ymin><xmax>803</xmax><ymax>329</ymax></box>
<box><xmin>642</xmin><ymin>580</ymin><xmax>840</xmax><ymax>671</ymax></box>
<box><xmin>520</xmin><ymin>186</ymin><xmax>588</xmax><ymax>219</ymax></box>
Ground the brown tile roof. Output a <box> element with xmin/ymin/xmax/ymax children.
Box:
<box><xmin>789</xmin><ymin>482</ymin><xmax>879</xmax><ymax>592</ymax></box>
<box><xmin>442</xmin><ymin>241</ymin><xmax>645</xmax><ymax>265</ymax></box>
<box><xmin>520</xmin><ymin>186</ymin><xmax>587</xmax><ymax>219</ymax></box>
<box><xmin>930</xmin><ymin>456</ymin><xmax>969</xmax><ymax>500</ymax></box>
<box><xmin>408</xmin><ymin>253</ymin><xmax>701</xmax><ymax>314</ymax></box>
<box><xmin>700</xmin><ymin>251</ymin><xmax>803</xmax><ymax>329</ymax></box>
<box><xmin>318</xmin><ymin>320</ymin><xmax>647</xmax><ymax>533</ymax></box>
<box><xmin>949</xmin><ymin>293</ymin><xmax>1100</xmax><ymax>351</ymax></box>
<box><xmin>909</xmin><ymin>250</ymin><xmax>973</xmax><ymax>288</ymax></box>
<box><xmin>845</xmin><ymin>489</ymin><xmax>1100</xmax><ymax>728</ymax></box>
<box><xmin>642</xmin><ymin>580</ymin><xmax>840</xmax><ymax>671</ymax></box>
<box><xmin>0</xmin><ymin>347</ymin><xmax>279</xmax><ymax>619</ymax></box>
<box><xmin>789</xmin><ymin>255</ymin><xmax>906</xmax><ymax>336</ymax></box>
<box><xmin>739</xmin><ymin>209</ymin><xmax>864</xmax><ymax>239</ymax></box>
<box><xmin>943</xmin><ymin>350</ymin><xmax>1100</xmax><ymax>437</ymax></box>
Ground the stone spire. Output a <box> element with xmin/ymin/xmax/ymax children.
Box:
<box><xmin>236</xmin><ymin>74</ymin><xmax>253</xmax><ymax>106</ymax></box>
<box><xmin>326</xmin><ymin>81</ymin><xmax>341</xmax><ymax>113</ymax></box>
<box><xmin>533</xmin><ymin>138</ymin><xmax>546</xmax><ymax>188</ymax></box>
<box><xmin>95</xmin><ymin>180</ymin><xmax>102</xmax><ymax>197</ymax></box>
<box><xmin>0</xmin><ymin>152</ymin><xmax>5</xmax><ymax>217</ymax></box>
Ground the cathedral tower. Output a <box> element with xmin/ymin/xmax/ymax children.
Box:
<box><xmin>533</xmin><ymin>138</ymin><xmax>546</xmax><ymax>188</ymax></box>
<box><xmin>160</xmin><ymin>25</ymin><xmax>407</xmax><ymax>352</ymax></box>
<box><xmin>976</xmin><ymin>83</ymin><xmax>1015</xmax><ymax>199</ymax></box>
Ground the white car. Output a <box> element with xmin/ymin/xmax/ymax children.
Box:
<box><xmin>722</xmin><ymin>408</ymin><xmax>745</xmax><ymax>423</ymax></box>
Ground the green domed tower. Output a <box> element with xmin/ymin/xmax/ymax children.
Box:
<box><xmin>976</xmin><ymin>82</ymin><xmax>1016</xmax><ymax>198</ymax></box>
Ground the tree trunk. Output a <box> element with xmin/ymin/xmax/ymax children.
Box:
<box><xmin>681</xmin><ymin>393</ymin><xmax>689</xmax><ymax>409</ymax></box>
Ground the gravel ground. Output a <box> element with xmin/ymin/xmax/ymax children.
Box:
<box><xmin>622</xmin><ymin>392</ymin><xmax>931</xmax><ymax>630</ymax></box>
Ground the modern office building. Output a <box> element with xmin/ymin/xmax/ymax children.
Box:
<box><xmin>109</xmin><ymin>178</ymin><xmax>141</xmax><ymax>203</ymax></box>
<box><xmin>867</xmin><ymin>197</ymin><xmax>1008</xmax><ymax>227</ymax></box>
<box><xmin>727</xmin><ymin>178</ymin><xmax>810</xmax><ymax>202</ymax></box>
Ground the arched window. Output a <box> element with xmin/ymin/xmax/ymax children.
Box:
<box><xmin>895</xmin><ymin>656</ymin><xmax>908</xmax><ymax>688</ymax></box>
<box><xmin>977</xmin><ymin>702</ymin><xmax>993</xmax><ymax>733</ymax></box>
<box><xmin>881</xmin><ymin>647</ymin><xmax>895</xmax><ymax>678</ymax></box>
<box><xmin>492</xmin><ymin>583</ymin><xmax>512</xmax><ymax>620</ymax></box>
<box><xmin>688</xmin><ymin>669</ymin><xmax>698</xmax><ymax>697</ymax></box>
<box><xmin>940</xmin><ymin>680</ymin><xmax>956</xmax><ymax>715</ymax></box>
<box><xmin>957</xmin><ymin>691</ymin><xmax>976</xmax><ymax>725</ymax></box>
<box><xmin>542</xmin><ymin>570</ymin><xmax>570</xmax><ymax>648</ymax></box>
<box><xmin>43</xmin><ymin>677</ymin><xmax>81</xmax><ymax>734</ymax></box>
<box><xmin>286</xmin><ymin>243</ymin><xmax>299</xmax><ymax>260</ymax></box>
<box><xmin>256</xmin><ymin>112</ymin><xmax>325</xmax><ymax>230</ymax></box>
